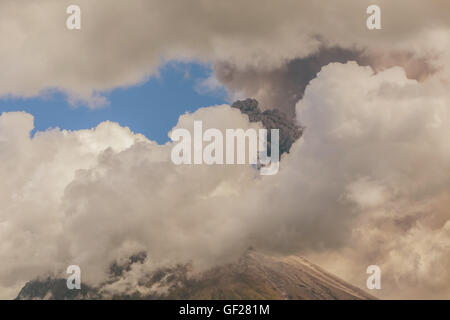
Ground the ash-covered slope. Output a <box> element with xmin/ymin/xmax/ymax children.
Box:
<box><xmin>16</xmin><ymin>250</ymin><xmax>374</xmax><ymax>300</ymax></box>
<box><xmin>171</xmin><ymin>250</ymin><xmax>374</xmax><ymax>300</ymax></box>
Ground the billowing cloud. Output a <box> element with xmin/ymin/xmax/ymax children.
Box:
<box><xmin>1</xmin><ymin>60</ymin><xmax>449</xmax><ymax>299</ymax></box>
<box><xmin>0</xmin><ymin>105</ymin><xmax>265</xmax><ymax>297</ymax></box>
<box><xmin>296</xmin><ymin>62</ymin><xmax>450</xmax><ymax>299</ymax></box>
<box><xmin>0</xmin><ymin>0</ymin><xmax>448</xmax><ymax>106</ymax></box>
<box><xmin>1</xmin><ymin>0</ymin><xmax>450</xmax><ymax>300</ymax></box>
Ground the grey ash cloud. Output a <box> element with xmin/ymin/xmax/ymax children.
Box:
<box><xmin>216</xmin><ymin>47</ymin><xmax>437</xmax><ymax>119</ymax></box>
<box><xmin>232</xmin><ymin>98</ymin><xmax>303</xmax><ymax>157</ymax></box>
<box><xmin>216</xmin><ymin>47</ymin><xmax>362</xmax><ymax>118</ymax></box>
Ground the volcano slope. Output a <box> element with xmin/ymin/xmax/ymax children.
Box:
<box><xmin>16</xmin><ymin>250</ymin><xmax>375</xmax><ymax>300</ymax></box>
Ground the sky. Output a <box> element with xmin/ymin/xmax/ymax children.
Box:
<box><xmin>0</xmin><ymin>62</ymin><xmax>226</xmax><ymax>144</ymax></box>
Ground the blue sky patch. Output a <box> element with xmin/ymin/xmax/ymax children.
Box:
<box><xmin>0</xmin><ymin>62</ymin><xmax>227</xmax><ymax>144</ymax></box>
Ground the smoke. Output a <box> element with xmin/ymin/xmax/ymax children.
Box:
<box><xmin>216</xmin><ymin>48</ymin><xmax>362</xmax><ymax>118</ymax></box>
<box><xmin>214</xmin><ymin>47</ymin><xmax>439</xmax><ymax>119</ymax></box>
<box><xmin>231</xmin><ymin>98</ymin><xmax>303</xmax><ymax>156</ymax></box>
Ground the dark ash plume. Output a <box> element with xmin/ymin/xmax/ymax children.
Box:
<box><xmin>232</xmin><ymin>98</ymin><xmax>303</xmax><ymax>157</ymax></box>
<box><xmin>217</xmin><ymin>47</ymin><xmax>362</xmax><ymax>118</ymax></box>
<box><xmin>217</xmin><ymin>47</ymin><xmax>436</xmax><ymax>119</ymax></box>
<box><xmin>109</xmin><ymin>251</ymin><xmax>147</xmax><ymax>277</ymax></box>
